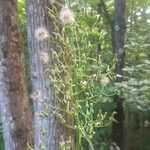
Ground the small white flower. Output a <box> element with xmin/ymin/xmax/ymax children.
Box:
<box><xmin>80</xmin><ymin>80</ymin><xmax>87</xmax><ymax>86</ymax></box>
<box><xmin>41</xmin><ymin>52</ymin><xmax>49</xmax><ymax>64</ymax></box>
<box><xmin>35</xmin><ymin>27</ymin><xmax>49</xmax><ymax>41</ymax></box>
<box><xmin>59</xmin><ymin>6</ymin><xmax>75</xmax><ymax>25</ymax></box>
<box><xmin>92</xmin><ymin>74</ymin><xmax>97</xmax><ymax>80</ymax></box>
<box><xmin>100</xmin><ymin>76</ymin><xmax>109</xmax><ymax>86</ymax></box>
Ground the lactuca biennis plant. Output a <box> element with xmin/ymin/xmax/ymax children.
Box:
<box><xmin>47</xmin><ymin>1</ymin><xmax>116</xmax><ymax>149</ymax></box>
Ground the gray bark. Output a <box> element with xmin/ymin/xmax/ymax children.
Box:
<box><xmin>26</xmin><ymin>0</ymin><xmax>74</xmax><ymax>149</ymax></box>
<box><xmin>0</xmin><ymin>0</ymin><xmax>33</xmax><ymax>149</ymax></box>
<box><xmin>112</xmin><ymin>0</ymin><xmax>126</xmax><ymax>149</ymax></box>
<box><xmin>114</xmin><ymin>0</ymin><xmax>126</xmax><ymax>81</ymax></box>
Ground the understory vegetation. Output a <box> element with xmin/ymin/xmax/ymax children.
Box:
<box><xmin>0</xmin><ymin>0</ymin><xmax>150</xmax><ymax>150</ymax></box>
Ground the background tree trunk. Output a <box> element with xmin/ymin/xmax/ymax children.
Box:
<box><xmin>26</xmin><ymin>0</ymin><xmax>74</xmax><ymax>149</ymax></box>
<box><xmin>112</xmin><ymin>0</ymin><xmax>126</xmax><ymax>149</ymax></box>
<box><xmin>0</xmin><ymin>0</ymin><xmax>33</xmax><ymax>149</ymax></box>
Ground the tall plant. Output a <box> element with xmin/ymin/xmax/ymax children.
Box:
<box><xmin>48</xmin><ymin>1</ymin><xmax>115</xmax><ymax>149</ymax></box>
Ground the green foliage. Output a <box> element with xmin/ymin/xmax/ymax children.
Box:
<box><xmin>133</xmin><ymin>138</ymin><xmax>150</xmax><ymax>150</ymax></box>
<box><xmin>47</xmin><ymin>1</ymin><xmax>116</xmax><ymax>149</ymax></box>
<box><xmin>17</xmin><ymin>0</ymin><xmax>26</xmax><ymax>33</ymax></box>
<box><xmin>17</xmin><ymin>0</ymin><xmax>32</xmax><ymax>97</ymax></box>
<box><xmin>0</xmin><ymin>0</ymin><xmax>148</xmax><ymax>149</ymax></box>
<box><xmin>120</xmin><ymin>0</ymin><xmax>150</xmax><ymax>116</ymax></box>
<box><xmin>0</xmin><ymin>124</ymin><xmax>4</xmax><ymax>150</ymax></box>
<box><xmin>115</xmin><ymin>60</ymin><xmax>150</xmax><ymax>116</ymax></box>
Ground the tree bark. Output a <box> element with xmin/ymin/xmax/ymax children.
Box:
<box><xmin>114</xmin><ymin>0</ymin><xmax>126</xmax><ymax>81</ymax></box>
<box><xmin>0</xmin><ymin>0</ymin><xmax>33</xmax><ymax>149</ymax></box>
<box><xmin>26</xmin><ymin>0</ymin><xmax>74</xmax><ymax>149</ymax></box>
<box><xmin>112</xmin><ymin>0</ymin><xmax>126</xmax><ymax>149</ymax></box>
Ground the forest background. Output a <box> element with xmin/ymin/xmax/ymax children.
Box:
<box><xmin>0</xmin><ymin>0</ymin><xmax>150</xmax><ymax>150</ymax></box>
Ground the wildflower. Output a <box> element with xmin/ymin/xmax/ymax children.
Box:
<box><xmin>80</xmin><ymin>80</ymin><xmax>87</xmax><ymax>86</ymax></box>
<box><xmin>59</xmin><ymin>6</ymin><xmax>75</xmax><ymax>25</ymax></box>
<box><xmin>92</xmin><ymin>74</ymin><xmax>97</xmax><ymax>78</ymax></box>
<box><xmin>92</xmin><ymin>74</ymin><xmax>97</xmax><ymax>80</ymax></box>
<box><xmin>35</xmin><ymin>27</ymin><xmax>49</xmax><ymax>41</ymax></box>
<box><xmin>41</xmin><ymin>52</ymin><xmax>49</xmax><ymax>64</ymax></box>
<box><xmin>100</xmin><ymin>76</ymin><xmax>109</xmax><ymax>86</ymax></box>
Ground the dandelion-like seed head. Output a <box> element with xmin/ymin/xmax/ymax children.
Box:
<box><xmin>100</xmin><ymin>76</ymin><xmax>110</xmax><ymax>86</ymax></box>
<box><xmin>35</xmin><ymin>27</ymin><xmax>49</xmax><ymax>41</ymax></box>
<box><xmin>41</xmin><ymin>52</ymin><xmax>49</xmax><ymax>64</ymax></box>
<box><xmin>59</xmin><ymin>6</ymin><xmax>75</xmax><ymax>25</ymax></box>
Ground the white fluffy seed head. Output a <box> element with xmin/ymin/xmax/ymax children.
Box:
<box><xmin>35</xmin><ymin>27</ymin><xmax>50</xmax><ymax>41</ymax></box>
<box><xmin>100</xmin><ymin>76</ymin><xmax>110</xmax><ymax>86</ymax></box>
<box><xmin>59</xmin><ymin>6</ymin><xmax>75</xmax><ymax>25</ymax></box>
<box><xmin>41</xmin><ymin>52</ymin><xmax>49</xmax><ymax>64</ymax></box>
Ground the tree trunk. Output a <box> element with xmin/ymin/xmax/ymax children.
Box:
<box><xmin>26</xmin><ymin>0</ymin><xmax>74</xmax><ymax>149</ymax></box>
<box><xmin>114</xmin><ymin>0</ymin><xmax>126</xmax><ymax>81</ymax></box>
<box><xmin>112</xmin><ymin>0</ymin><xmax>126</xmax><ymax>149</ymax></box>
<box><xmin>0</xmin><ymin>0</ymin><xmax>33</xmax><ymax>149</ymax></box>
